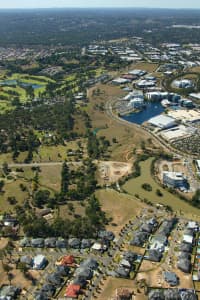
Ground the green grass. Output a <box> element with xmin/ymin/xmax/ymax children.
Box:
<box><xmin>0</xmin><ymin>179</ymin><xmax>30</xmax><ymax>213</ymax></box>
<box><xmin>0</xmin><ymin>73</ymin><xmax>55</xmax><ymax>112</ymax></box>
<box><xmin>123</xmin><ymin>157</ymin><xmax>200</xmax><ymax>216</ymax></box>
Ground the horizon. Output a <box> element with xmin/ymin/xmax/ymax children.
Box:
<box><xmin>0</xmin><ymin>0</ymin><xmax>200</xmax><ymax>10</ymax></box>
<box><xmin>0</xmin><ymin>6</ymin><xmax>200</xmax><ymax>10</ymax></box>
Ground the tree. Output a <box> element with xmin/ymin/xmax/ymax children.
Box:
<box><xmin>7</xmin><ymin>272</ymin><xmax>14</xmax><ymax>285</ymax></box>
<box><xmin>2</xmin><ymin>262</ymin><xmax>12</xmax><ymax>274</ymax></box>
<box><xmin>0</xmin><ymin>180</ymin><xmax>4</xmax><ymax>192</ymax></box>
<box><xmin>18</xmin><ymin>262</ymin><xmax>29</xmax><ymax>274</ymax></box>
<box><xmin>2</xmin><ymin>162</ymin><xmax>9</xmax><ymax>175</ymax></box>
<box><xmin>192</xmin><ymin>189</ymin><xmax>200</xmax><ymax>207</ymax></box>
<box><xmin>25</xmin><ymin>85</ymin><xmax>34</xmax><ymax>99</ymax></box>
<box><xmin>33</xmin><ymin>189</ymin><xmax>50</xmax><ymax>208</ymax></box>
<box><xmin>61</xmin><ymin>161</ymin><xmax>69</xmax><ymax>195</ymax></box>
<box><xmin>85</xmin><ymin>195</ymin><xmax>106</xmax><ymax>231</ymax></box>
<box><xmin>156</xmin><ymin>189</ymin><xmax>163</xmax><ymax>197</ymax></box>
<box><xmin>7</xmin><ymin>196</ymin><xmax>17</xmax><ymax>205</ymax></box>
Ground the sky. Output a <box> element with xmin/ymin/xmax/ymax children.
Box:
<box><xmin>0</xmin><ymin>0</ymin><xmax>200</xmax><ymax>9</ymax></box>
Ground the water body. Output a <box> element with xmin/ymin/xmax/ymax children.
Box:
<box><xmin>121</xmin><ymin>102</ymin><xmax>164</xmax><ymax>125</ymax></box>
<box><xmin>0</xmin><ymin>79</ymin><xmax>18</xmax><ymax>85</ymax></box>
<box><xmin>0</xmin><ymin>80</ymin><xmax>43</xmax><ymax>89</ymax></box>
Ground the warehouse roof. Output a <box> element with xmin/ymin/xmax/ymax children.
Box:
<box><xmin>148</xmin><ymin>115</ymin><xmax>176</xmax><ymax>129</ymax></box>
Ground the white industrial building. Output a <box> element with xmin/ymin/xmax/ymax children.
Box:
<box><xmin>148</xmin><ymin>115</ymin><xmax>176</xmax><ymax>129</ymax></box>
<box><xmin>160</xmin><ymin>125</ymin><xmax>196</xmax><ymax>142</ymax></box>
<box><xmin>146</xmin><ymin>91</ymin><xmax>169</xmax><ymax>101</ymax></box>
<box><xmin>123</xmin><ymin>90</ymin><xmax>144</xmax><ymax>101</ymax></box>
<box><xmin>128</xmin><ymin>69</ymin><xmax>147</xmax><ymax>77</ymax></box>
<box><xmin>128</xmin><ymin>98</ymin><xmax>144</xmax><ymax>109</ymax></box>
<box><xmin>163</xmin><ymin>172</ymin><xmax>188</xmax><ymax>189</ymax></box>
<box><xmin>136</xmin><ymin>79</ymin><xmax>156</xmax><ymax>89</ymax></box>
<box><xmin>173</xmin><ymin>79</ymin><xmax>193</xmax><ymax>89</ymax></box>
<box><xmin>167</xmin><ymin>109</ymin><xmax>200</xmax><ymax>123</ymax></box>
<box><xmin>190</xmin><ymin>92</ymin><xmax>200</xmax><ymax>100</ymax></box>
<box><xmin>112</xmin><ymin>77</ymin><xmax>131</xmax><ymax>85</ymax></box>
<box><xmin>196</xmin><ymin>160</ymin><xmax>200</xmax><ymax>175</ymax></box>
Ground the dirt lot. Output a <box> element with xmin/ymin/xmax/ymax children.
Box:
<box><xmin>157</xmin><ymin>159</ymin><xmax>190</xmax><ymax>181</ymax></box>
<box><xmin>93</xmin><ymin>276</ymin><xmax>147</xmax><ymax>300</ymax></box>
<box><xmin>0</xmin><ymin>261</ymin><xmax>41</xmax><ymax>295</ymax></box>
<box><xmin>137</xmin><ymin>259</ymin><xmax>193</xmax><ymax>289</ymax></box>
<box><xmin>98</xmin><ymin>161</ymin><xmax>132</xmax><ymax>184</ymax></box>
<box><xmin>0</xmin><ymin>238</ymin><xmax>8</xmax><ymax>249</ymax></box>
<box><xmin>123</xmin><ymin>244</ymin><xmax>146</xmax><ymax>256</ymax></box>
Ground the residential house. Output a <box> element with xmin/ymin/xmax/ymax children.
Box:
<box><xmin>20</xmin><ymin>255</ymin><xmax>33</xmax><ymax>267</ymax></box>
<box><xmin>56</xmin><ymin>239</ymin><xmax>67</xmax><ymax>248</ymax></box>
<box><xmin>81</xmin><ymin>239</ymin><xmax>92</xmax><ymax>249</ymax></box>
<box><xmin>46</xmin><ymin>272</ymin><xmax>63</xmax><ymax>287</ymax></box>
<box><xmin>187</xmin><ymin>221</ymin><xmax>199</xmax><ymax>231</ymax></box>
<box><xmin>150</xmin><ymin>234</ymin><xmax>168</xmax><ymax>252</ymax></box>
<box><xmin>19</xmin><ymin>237</ymin><xmax>31</xmax><ymax>247</ymax></box>
<box><xmin>180</xmin><ymin>290</ymin><xmax>197</xmax><ymax>300</ymax></box>
<box><xmin>123</xmin><ymin>251</ymin><xmax>137</xmax><ymax>263</ymax></box>
<box><xmin>115</xmin><ymin>266</ymin><xmax>130</xmax><ymax>278</ymax></box>
<box><xmin>33</xmin><ymin>255</ymin><xmax>47</xmax><ymax>270</ymax></box>
<box><xmin>0</xmin><ymin>285</ymin><xmax>21</xmax><ymax>300</ymax></box>
<box><xmin>68</xmin><ymin>238</ymin><xmax>80</xmax><ymax>249</ymax></box>
<box><xmin>34</xmin><ymin>292</ymin><xmax>48</xmax><ymax>300</ymax></box>
<box><xmin>40</xmin><ymin>284</ymin><xmax>56</xmax><ymax>297</ymax></box>
<box><xmin>148</xmin><ymin>289</ymin><xmax>165</xmax><ymax>300</ymax></box>
<box><xmin>80</xmin><ymin>258</ymin><xmax>98</xmax><ymax>270</ymax></box>
<box><xmin>120</xmin><ymin>259</ymin><xmax>131</xmax><ymax>269</ymax></box>
<box><xmin>148</xmin><ymin>249</ymin><xmax>162</xmax><ymax>262</ymax></box>
<box><xmin>177</xmin><ymin>258</ymin><xmax>191</xmax><ymax>273</ymax></box>
<box><xmin>164</xmin><ymin>289</ymin><xmax>181</xmax><ymax>299</ymax></box>
<box><xmin>56</xmin><ymin>265</ymin><xmax>70</xmax><ymax>277</ymax></box>
<box><xmin>141</xmin><ymin>223</ymin><xmax>154</xmax><ymax>233</ymax></box>
<box><xmin>179</xmin><ymin>243</ymin><xmax>192</xmax><ymax>253</ymax></box>
<box><xmin>75</xmin><ymin>267</ymin><xmax>93</xmax><ymax>280</ymax></box>
<box><xmin>72</xmin><ymin>277</ymin><xmax>87</xmax><ymax>288</ymax></box>
<box><xmin>98</xmin><ymin>230</ymin><xmax>115</xmax><ymax>241</ymax></box>
<box><xmin>65</xmin><ymin>284</ymin><xmax>81</xmax><ymax>299</ymax></box>
<box><xmin>57</xmin><ymin>255</ymin><xmax>75</xmax><ymax>267</ymax></box>
<box><xmin>31</xmin><ymin>238</ymin><xmax>44</xmax><ymax>248</ymax></box>
<box><xmin>130</xmin><ymin>231</ymin><xmax>150</xmax><ymax>247</ymax></box>
<box><xmin>163</xmin><ymin>271</ymin><xmax>179</xmax><ymax>286</ymax></box>
<box><xmin>44</xmin><ymin>237</ymin><xmax>57</xmax><ymax>248</ymax></box>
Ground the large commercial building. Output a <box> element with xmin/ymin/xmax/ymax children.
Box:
<box><xmin>167</xmin><ymin>109</ymin><xmax>200</xmax><ymax>123</ymax></box>
<box><xmin>160</xmin><ymin>125</ymin><xmax>196</xmax><ymax>142</ymax></box>
<box><xmin>163</xmin><ymin>172</ymin><xmax>188</xmax><ymax>189</ymax></box>
<box><xmin>173</xmin><ymin>79</ymin><xmax>193</xmax><ymax>89</ymax></box>
<box><xmin>148</xmin><ymin>115</ymin><xmax>176</xmax><ymax>129</ymax></box>
<box><xmin>128</xmin><ymin>98</ymin><xmax>144</xmax><ymax>109</ymax></box>
<box><xmin>196</xmin><ymin>160</ymin><xmax>200</xmax><ymax>175</ymax></box>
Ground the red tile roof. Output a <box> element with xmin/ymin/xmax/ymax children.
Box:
<box><xmin>65</xmin><ymin>284</ymin><xmax>81</xmax><ymax>298</ymax></box>
<box><xmin>60</xmin><ymin>255</ymin><xmax>75</xmax><ymax>266</ymax></box>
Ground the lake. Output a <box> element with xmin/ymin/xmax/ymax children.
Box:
<box><xmin>121</xmin><ymin>101</ymin><xmax>164</xmax><ymax>125</ymax></box>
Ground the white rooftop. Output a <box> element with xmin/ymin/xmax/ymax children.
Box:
<box><xmin>163</xmin><ymin>171</ymin><xmax>185</xmax><ymax>181</ymax></box>
<box><xmin>183</xmin><ymin>234</ymin><xmax>193</xmax><ymax>244</ymax></box>
<box><xmin>148</xmin><ymin>115</ymin><xmax>176</xmax><ymax>128</ymax></box>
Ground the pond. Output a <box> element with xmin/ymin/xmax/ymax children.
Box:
<box><xmin>121</xmin><ymin>101</ymin><xmax>164</xmax><ymax>125</ymax></box>
<box><xmin>0</xmin><ymin>80</ymin><xmax>43</xmax><ymax>89</ymax></box>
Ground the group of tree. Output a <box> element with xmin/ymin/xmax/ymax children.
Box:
<box><xmin>19</xmin><ymin>195</ymin><xmax>107</xmax><ymax>239</ymax></box>
<box><xmin>87</xmin><ymin>131</ymin><xmax>110</xmax><ymax>159</ymax></box>
<box><xmin>0</xmin><ymin>99</ymin><xmax>75</xmax><ymax>160</ymax></box>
